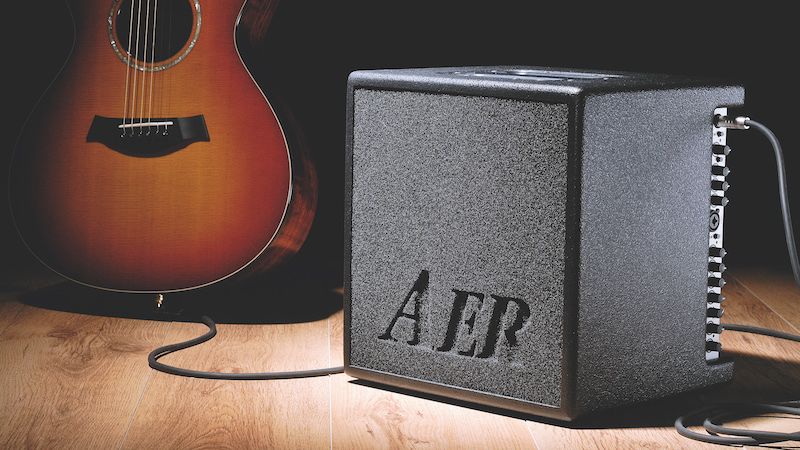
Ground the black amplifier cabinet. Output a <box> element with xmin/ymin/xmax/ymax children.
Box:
<box><xmin>344</xmin><ymin>66</ymin><xmax>743</xmax><ymax>421</ymax></box>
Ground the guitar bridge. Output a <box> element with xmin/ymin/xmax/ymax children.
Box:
<box><xmin>86</xmin><ymin>115</ymin><xmax>210</xmax><ymax>157</ymax></box>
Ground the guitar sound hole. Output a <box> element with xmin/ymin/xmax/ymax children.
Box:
<box><xmin>114</xmin><ymin>0</ymin><xmax>195</xmax><ymax>64</ymax></box>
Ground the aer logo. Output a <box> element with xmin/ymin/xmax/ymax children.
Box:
<box><xmin>378</xmin><ymin>270</ymin><xmax>531</xmax><ymax>362</ymax></box>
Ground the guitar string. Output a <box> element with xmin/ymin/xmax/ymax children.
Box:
<box><xmin>148</xmin><ymin>0</ymin><xmax>159</xmax><ymax>134</ymax></box>
<box><xmin>165</xmin><ymin>3</ymin><xmax>174</xmax><ymax>135</ymax></box>
<box><xmin>121</xmin><ymin>0</ymin><xmax>136</xmax><ymax>136</ymax></box>
<box><xmin>129</xmin><ymin>0</ymin><xmax>143</xmax><ymax>134</ymax></box>
<box><xmin>139</xmin><ymin>0</ymin><xmax>151</xmax><ymax>133</ymax></box>
<box><xmin>157</xmin><ymin>1</ymin><xmax>166</xmax><ymax>135</ymax></box>
<box><xmin>158</xmin><ymin>1</ymin><xmax>169</xmax><ymax>136</ymax></box>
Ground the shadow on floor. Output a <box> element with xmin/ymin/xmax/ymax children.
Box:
<box><xmin>349</xmin><ymin>350</ymin><xmax>800</xmax><ymax>429</ymax></box>
<box><xmin>18</xmin><ymin>268</ymin><xmax>343</xmax><ymax>325</ymax></box>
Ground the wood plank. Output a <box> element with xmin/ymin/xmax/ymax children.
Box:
<box><xmin>0</xmin><ymin>270</ymin><xmax>795</xmax><ymax>449</ymax></box>
<box><xmin>526</xmin><ymin>424</ymin><xmax>720</xmax><ymax>450</ymax></box>
<box><xmin>329</xmin><ymin>309</ymin><xmax>537</xmax><ymax>449</ymax></box>
<box><xmin>717</xmin><ymin>276</ymin><xmax>800</xmax><ymax>399</ymax></box>
<box><xmin>122</xmin><ymin>317</ymin><xmax>332</xmax><ymax>449</ymax></box>
<box><xmin>730</xmin><ymin>269</ymin><xmax>800</xmax><ymax>330</ymax></box>
<box><xmin>723</xmin><ymin>273</ymin><xmax>800</xmax><ymax>354</ymax></box>
<box><xmin>0</xmin><ymin>307</ymin><xmax>169</xmax><ymax>449</ymax></box>
<box><xmin>526</xmin><ymin>391</ymin><xmax>722</xmax><ymax>450</ymax></box>
<box><xmin>711</xmin><ymin>275</ymin><xmax>800</xmax><ymax>446</ymax></box>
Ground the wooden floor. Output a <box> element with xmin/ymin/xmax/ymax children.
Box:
<box><xmin>0</xmin><ymin>268</ymin><xmax>798</xmax><ymax>449</ymax></box>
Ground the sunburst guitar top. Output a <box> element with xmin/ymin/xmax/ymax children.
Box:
<box><xmin>9</xmin><ymin>0</ymin><xmax>317</xmax><ymax>293</ymax></box>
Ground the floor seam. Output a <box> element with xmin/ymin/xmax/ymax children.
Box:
<box><xmin>525</xmin><ymin>421</ymin><xmax>543</xmax><ymax>450</ymax></box>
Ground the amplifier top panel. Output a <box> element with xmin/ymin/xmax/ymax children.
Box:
<box><xmin>348</xmin><ymin>66</ymin><xmax>740</xmax><ymax>100</ymax></box>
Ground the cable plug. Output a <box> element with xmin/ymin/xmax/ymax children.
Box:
<box><xmin>714</xmin><ymin>115</ymin><xmax>750</xmax><ymax>129</ymax></box>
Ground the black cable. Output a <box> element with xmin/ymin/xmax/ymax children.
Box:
<box><xmin>675</xmin><ymin>321</ymin><xmax>800</xmax><ymax>446</ymax></box>
<box><xmin>723</xmin><ymin>323</ymin><xmax>800</xmax><ymax>343</ymax></box>
<box><xmin>675</xmin><ymin>402</ymin><xmax>800</xmax><ymax>445</ymax></box>
<box><xmin>746</xmin><ymin>119</ymin><xmax>800</xmax><ymax>286</ymax></box>
<box><xmin>674</xmin><ymin>119</ymin><xmax>800</xmax><ymax>446</ymax></box>
<box><xmin>148</xmin><ymin>315</ymin><xmax>344</xmax><ymax>380</ymax></box>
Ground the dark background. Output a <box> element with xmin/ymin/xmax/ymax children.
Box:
<box><xmin>2</xmin><ymin>1</ymin><xmax>797</xmax><ymax>288</ymax></box>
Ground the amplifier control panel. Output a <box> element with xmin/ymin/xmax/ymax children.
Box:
<box><xmin>707</xmin><ymin>106</ymin><xmax>730</xmax><ymax>363</ymax></box>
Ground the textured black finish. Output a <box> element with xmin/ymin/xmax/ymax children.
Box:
<box><xmin>576</xmin><ymin>87</ymin><xmax>743</xmax><ymax>417</ymax></box>
<box><xmin>345</xmin><ymin>66</ymin><xmax>744</xmax><ymax>421</ymax></box>
<box><xmin>350</xmin><ymin>90</ymin><xmax>569</xmax><ymax>408</ymax></box>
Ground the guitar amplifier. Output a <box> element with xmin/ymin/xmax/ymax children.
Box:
<box><xmin>343</xmin><ymin>66</ymin><xmax>743</xmax><ymax>421</ymax></box>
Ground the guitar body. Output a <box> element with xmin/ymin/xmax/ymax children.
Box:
<box><xmin>9</xmin><ymin>0</ymin><xmax>316</xmax><ymax>292</ymax></box>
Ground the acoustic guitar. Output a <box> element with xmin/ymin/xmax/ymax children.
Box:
<box><xmin>9</xmin><ymin>0</ymin><xmax>316</xmax><ymax>292</ymax></box>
